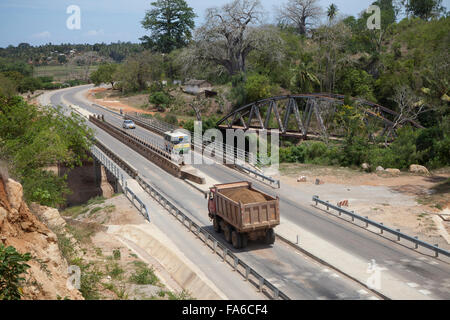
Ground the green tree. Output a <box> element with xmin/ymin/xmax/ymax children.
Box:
<box><xmin>149</xmin><ymin>91</ymin><xmax>171</xmax><ymax>111</ymax></box>
<box><xmin>90</xmin><ymin>63</ymin><xmax>118</xmax><ymax>88</ymax></box>
<box><xmin>114</xmin><ymin>51</ymin><xmax>163</xmax><ymax>93</ymax></box>
<box><xmin>0</xmin><ymin>244</ymin><xmax>31</xmax><ymax>300</ymax></box>
<box><xmin>57</xmin><ymin>55</ymin><xmax>67</xmax><ymax>64</ymax></box>
<box><xmin>0</xmin><ymin>74</ymin><xmax>17</xmax><ymax>97</ymax></box>
<box><xmin>245</xmin><ymin>74</ymin><xmax>272</xmax><ymax>102</ymax></box>
<box><xmin>337</xmin><ymin>68</ymin><xmax>376</xmax><ymax>101</ymax></box>
<box><xmin>140</xmin><ymin>0</ymin><xmax>196</xmax><ymax>53</ymax></box>
<box><xmin>17</xmin><ymin>77</ymin><xmax>42</xmax><ymax>94</ymax></box>
<box><xmin>327</xmin><ymin>3</ymin><xmax>338</xmax><ymax>22</ymax></box>
<box><xmin>405</xmin><ymin>0</ymin><xmax>445</xmax><ymax>20</ymax></box>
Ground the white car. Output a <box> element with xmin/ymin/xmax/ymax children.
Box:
<box><xmin>122</xmin><ymin>120</ymin><xmax>136</xmax><ymax>129</ymax></box>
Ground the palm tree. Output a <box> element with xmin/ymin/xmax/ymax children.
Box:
<box><xmin>327</xmin><ymin>3</ymin><xmax>338</xmax><ymax>22</ymax></box>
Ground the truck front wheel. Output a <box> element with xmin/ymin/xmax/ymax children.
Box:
<box><xmin>264</xmin><ymin>228</ymin><xmax>275</xmax><ymax>245</ymax></box>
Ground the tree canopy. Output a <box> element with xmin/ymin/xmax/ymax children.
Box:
<box><xmin>140</xmin><ymin>0</ymin><xmax>196</xmax><ymax>53</ymax></box>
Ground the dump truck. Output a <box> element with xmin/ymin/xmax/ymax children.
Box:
<box><xmin>207</xmin><ymin>181</ymin><xmax>280</xmax><ymax>249</ymax></box>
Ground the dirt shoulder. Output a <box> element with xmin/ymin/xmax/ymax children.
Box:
<box><xmin>58</xmin><ymin>194</ymin><xmax>193</xmax><ymax>300</ymax></box>
<box><xmin>279</xmin><ymin>164</ymin><xmax>450</xmax><ymax>249</ymax></box>
<box><xmin>85</xmin><ymin>87</ymin><xmax>155</xmax><ymax>115</ymax></box>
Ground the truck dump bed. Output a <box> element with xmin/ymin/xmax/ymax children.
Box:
<box><xmin>212</xmin><ymin>181</ymin><xmax>280</xmax><ymax>232</ymax></box>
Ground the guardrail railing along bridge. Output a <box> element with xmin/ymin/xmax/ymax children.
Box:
<box><xmin>313</xmin><ymin>196</ymin><xmax>450</xmax><ymax>258</ymax></box>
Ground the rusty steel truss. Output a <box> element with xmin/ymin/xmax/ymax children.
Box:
<box><xmin>217</xmin><ymin>93</ymin><xmax>423</xmax><ymax>139</ymax></box>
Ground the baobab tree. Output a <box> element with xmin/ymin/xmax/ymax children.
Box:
<box><xmin>277</xmin><ymin>0</ymin><xmax>323</xmax><ymax>35</ymax></box>
<box><xmin>186</xmin><ymin>0</ymin><xmax>283</xmax><ymax>77</ymax></box>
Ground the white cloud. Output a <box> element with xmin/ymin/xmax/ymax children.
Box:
<box><xmin>33</xmin><ymin>31</ymin><xmax>51</xmax><ymax>38</ymax></box>
<box><xmin>85</xmin><ymin>29</ymin><xmax>105</xmax><ymax>36</ymax></box>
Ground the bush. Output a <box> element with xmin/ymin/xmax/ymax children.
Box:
<box><xmin>0</xmin><ymin>244</ymin><xmax>31</xmax><ymax>300</ymax></box>
<box><xmin>149</xmin><ymin>91</ymin><xmax>171</xmax><ymax>111</ymax></box>
<box><xmin>244</xmin><ymin>74</ymin><xmax>272</xmax><ymax>103</ymax></box>
<box><xmin>164</xmin><ymin>114</ymin><xmax>178</xmax><ymax>126</ymax></box>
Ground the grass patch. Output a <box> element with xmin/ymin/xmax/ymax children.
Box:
<box><xmin>71</xmin><ymin>257</ymin><xmax>103</xmax><ymax>300</ymax></box>
<box><xmin>106</xmin><ymin>262</ymin><xmax>124</xmax><ymax>280</ymax></box>
<box><xmin>61</xmin><ymin>205</ymin><xmax>90</xmax><ymax>218</ymax></box>
<box><xmin>129</xmin><ymin>262</ymin><xmax>159</xmax><ymax>285</ymax></box>
<box><xmin>87</xmin><ymin>196</ymin><xmax>106</xmax><ymax>206</ymax></box>
<box><xmin>89</xmin><ymin>206</ymin><xmax>103</xmax><ymax>216</ymax></box>
<box><xmin>157</xmin><ymin>289</ymin><xmax>193</xmax><ymax>300</ymax></box>
<box><xmin>66</xmin><ymin>221</ymin><xmax>102</xmax><ymax>244</ymax></box>
<box><xmin>113</xmin><ymin>249</ymin><xmax>121</xmax><ymax>260</ymax></box>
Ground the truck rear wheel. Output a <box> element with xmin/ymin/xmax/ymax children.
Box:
<box><xmin>213</xmin><ymin>217</ymin><xmax>221</xmax><ymax>233</ymax></box>
<box><xmin>240</xmin><ymin>233</ymin><xmax>248</xmax><ymax>248</ymax></box>
<box><xmin>264</xmin><ymin>228</ymin><xmax>275</xmax><ymax>245</ymax></box>
<box><xmin>231</xmin><ymin>231</ymin><xmax>242</xmax><ymax>249</ymax></box>
<box><xmin>224</xmin><ymin>225</ymin><xmax>232</xmax><ymax>243</ymax></box>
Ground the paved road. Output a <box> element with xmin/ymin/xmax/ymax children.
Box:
<box><xmin>50</xmin><ymin>85</ymin><xmax>450</xmax><ymax>299</ymax></box>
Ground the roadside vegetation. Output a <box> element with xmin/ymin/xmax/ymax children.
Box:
<box><xmin>0</xmin><ymin>95</ymin><xmax>94</xmax><ymax>206</ymax></box>
<box><xmin>0</xmin><ymin>0</ymin><xmax>448</xmax><ymax>174</ymax></box>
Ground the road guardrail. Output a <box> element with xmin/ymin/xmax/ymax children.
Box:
<box><xmin>90</xmin><ymin>140</ymin><xmax>290</xmax><ymax>299</ymax></box>
<box><xmin>137</xmin><ymin>176</ymin><xmax>290</xmax><ymax>300</ymax></box>
<box><xmin>313</xmin><ymin>195</ymin><xmax>450</xmax><ymax>258</ymax></box>
<box><xmin>90</xmin><ymin>146</ymin><xmax>150</xmax><ymax>221</ymax></box>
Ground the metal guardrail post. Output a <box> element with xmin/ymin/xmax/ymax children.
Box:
<box><xmin>245</xmin><ymin>266</ymin><xmax>250</xmax><ymax>281</ymax></box>
<box><xmin>233</xmin><ymin>257</ymin><xmax>238</xmax><ymax>271</ymax></box>
<box><xmin>223</xmin><ymin>248</ymin><xmax>228</xmax><ymax>261</ymax></box>
<box><xmin>273</xmin><ymin>288</ymin><xmax>279</xmax><ymax>300</ymax></box>
<box><xmin>258</xmin><ymin>277</ymin><xmax>264</xmax><ymax>292</ymax></box>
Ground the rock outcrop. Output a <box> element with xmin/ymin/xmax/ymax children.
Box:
<box><xmin>0</xmin><ymin>175</ymin><xmax>83</xmax><ymax>300</ymax></box>
<box><xmin>409</xmin><ymin>164</ymin><xmax>430</xmax><ymax>175</ymax></box>
<box><xmin>385</xmin><ymin>168</ymin><xmax>401</xmax><ymax>176</ymax></box>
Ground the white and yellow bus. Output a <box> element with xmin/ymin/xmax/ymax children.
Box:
<box><xmin>163</xmin><ymin>131</ymin><xmax>191</xmax><ymax>155</ymax></box>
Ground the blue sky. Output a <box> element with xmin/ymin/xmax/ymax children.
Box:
<box><xmin>0</xmin><ymin>0</ymin><xmax>448</xmax><ymax>47</ymax></box>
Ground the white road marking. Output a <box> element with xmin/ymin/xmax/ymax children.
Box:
<box><xmin>331</xmin><ymin>273</ymin><xmax>340</xmax><ymax>278</ymax></box>
<box><xmin>419</xmin><ymin>289</ymin><xmax>432</xmax><ymax>295</ymax></box>
<box><xmin>407</xmin><ymin>282</ymin><xmax>419</xmax><ymax>288</ymax></box>
<box><xmin>427</xmin><ymin>261</ymin><xmax>439</xmax><ymax>265</ymax></box>
<box><xmin>336</xmin><ymin>293</ymin><xmax>347</xmax><ymax>299</ymax></box>
<box><xmin>368</xmin><ymin>296</ymin><xmax>380</xmax><ymax>300</ymax></box>
<box><xmin>322</xmin><ymin>268</ymin><xmax>330</xmax><ymax>273</ymax></box>
<box><xmin>358</xmin><ymin>289</ymin><xmax>368</xmax><ymax>295</ymax></box>
<box><xmin>400</xmin><ymin>259</ymin><xmax>411</xmax><ymax>263</ymax></box>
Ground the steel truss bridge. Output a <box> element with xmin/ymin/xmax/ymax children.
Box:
<box><xmin>217</xmin><ymin>93</ymin><xmax>423</xmax><ymax>139</ymax></box>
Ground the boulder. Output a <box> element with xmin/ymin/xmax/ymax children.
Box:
<box><xmin>409</xmin><ymin>164</ymin><xmax>430</xmax><ymax>175</ymax></box>
<box><xmin>315</xmin><ymin>179</ymin><xmax>324</xmax><ymax>185</ymax></box>
<box><xmin>385</xmin><ymin>168</ymin><xmax>401</xmax><ymax>176</ymax></box>
<box><xmin>361</xmin><ymin>163</ymin><xmax>370</xmax><ymax>171</ymax></box>
<box><xmin>297</xmin><ymin>176</ymin><xmax>307</xmax><ymax>182</ymax></box>
<box><xmin>29</xmin><ymin>203</ymin><xmax>66</xmax><ymax>230</ymax></box>
<box><xmin>376</xmin><ymin>166</ymin><xmax>385</xmax><ymax>172</ymax></box>
<box><xmin>5</xmin><ymin>178</ymin><xmax>23</xmax><ymax>210</ymax></box>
